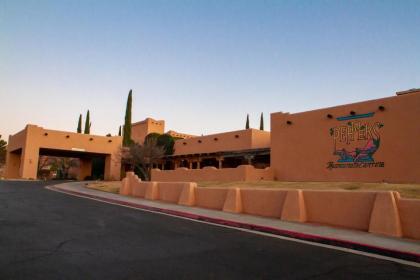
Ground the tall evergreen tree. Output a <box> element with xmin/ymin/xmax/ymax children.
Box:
<box><xmin>0</xmin><ymin>135</ymin><xmax>7</xmax><ymax>165</ymax></box>
<box><xmin>84</xmin><ymin>110</ymin><xmax>90</xmax><ymax>134</ymax></box>
<box><xmin>123</xmin><ymin>90</ymin><xmax>133</xmax><ymax>146</ymax></box>
<box><xmin>245</xmin><ymin>114</ymin><xmax>250</xmax><ymax>129</ymax></box>
<box><xmin>260</xmin><ymin>112</ymin><xmax>264</xmax><ymax>131</ymax></box>
<box><xmin>118</xmin><ymin>126</ymin><xmax>122</xmax><ymax>136</ymax></box>
<box><xmin>77</xmin><ymin>114</ymin><xmax>82</xmax><ymax>133</ymax></box>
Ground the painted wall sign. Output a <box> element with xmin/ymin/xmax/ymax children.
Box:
<box><xmin>327</xmin><ymin>112</ymin><xmax>384</xmax><ymax>170</ymax></box>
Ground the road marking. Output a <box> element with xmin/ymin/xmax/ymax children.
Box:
<box><xmin>46</xmin><ymin>185</ymin><xmax>420</xmax><ymax>268</ymax></box>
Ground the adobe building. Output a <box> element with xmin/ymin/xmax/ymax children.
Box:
<box><xmin>166</xmin><ymin>130</ymin><xmax>196</xmax><ymax>139</ymax></box>
<box><xmin>164</xmin><ymin>128</ymin><xmax>270</xmax><ymax>169</ymax></box>
<box><xmin>5</xmin><ymin>89</ymin><xmax>419</xmax><ymax>183</ymax></box>
<box><xmin>5</xmin><ymin>125</ymin><xmax>122</xmax><ymax>180</ymax></box>
<box><xmin>131</xmin><ymin>117</ymin><xmax>195</xmax><ymax>144</ymax></box>
<box><xmin>151</xmin><ymin>128</ymin><xmax>272</xmax><ymax>182</ymax></box>
<box><xmin>270</xmin><ymin>89</ymin><xmax>420</xmax><ymax>184</ymax></box>
<box><xmin>131</xmin><ymin>118</ymin><xmax>165</xmax><ymax>144</ymax></box>
<box><xmin>153</xmin><ymin>89</ymin><xmax>420</xmax><ymax>184</ymax></box>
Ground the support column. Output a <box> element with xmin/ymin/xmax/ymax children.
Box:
<box><xmin>245</xmin><ymin>155</ymin><xmax>255</xmax><ymax>165</ymax></box>
<box><xmin>197</xmin><ymin>159</ymin><xmax>201</xmax><ymax>169</ymax></box>
<box><xmin>217</xmin><ymin>157</ymin><xmax>224</xmax><ymax>169</ymax></box>
<box><xmin>188</xmin><ymin>160</ymin><xmax>193</xmax><ymax>169</ymax></box>
<box><xmin>5</xmin><ymin>151</ymin><xmax>21</xmax><ymax>179</ymax></box>
<box><xmin>19</xmin><ymin>146</ymin><xmax>39</xmax><ymax>179</ymax></box>
<box><xmin>104</xmin><ymin>154</ymin><xmax>121</xmax><ymax>181</ymax></box>
<box><xmin>78</xmin><ymin>158</ymin><xmax>92</xmax><ymax>180</ymax></box>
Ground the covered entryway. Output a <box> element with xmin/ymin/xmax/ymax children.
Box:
<box><xmin>5</xmin><ymin>125</ymin><xmax>122</xmax><ymax>180</ymax></box>
<box><xmin>37</xmin><ymin>148</ymin><xmax>107</xmax><ymax>180</ymax></box>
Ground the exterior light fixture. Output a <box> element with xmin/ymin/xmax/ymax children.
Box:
<box><xmin>89</xmin><ymin>138</ymin><xmax>93</xmax><ymax>141</ymax></box>
<box><xmin>198</xmin><ymin>140</ymin><xmax>202</xmax><ymax>143</ymax></box>
<box><xmin>286</xmin><ymin>120</ymin><xmax>292</xmax><ymax>125</ymax></box>
<box><xmin>66</xmin><ymin>135</ymin><xmax>70</xmax><ymax>138</ymax></box>
<box><xmin>108</xmin><ymin>140</ymin><xmax>112</xmax><ymax>143</ymax></box>
<box><xmin>44</xmin><ymin>133</ymin><xmax>48</xmax><ymax>136</ymax></box>
<box><xmin>327</xmin><ymin>114</ymin><xmax>333</xmax><ymax>119</ymax></box>
<box><xmin>378</xmin><ymin>105</ymin><xmax>385</xmax><ymax>111</ymax></box>
<box><xmin>350</xmin><ymin>111</ymin><xmax>356</xmax><ymax>115</ymax></box>
<box><xmin>235</xmin><ymin>135</ymin><xmax>239</xmax><ymax>138</ymax></box>
<box><xmin>183</xmin><ymin>142</ymin><xmax>187</xmax><ymax>145</ymax></box>
<box><xmin>214</xmin><ymin>137</ymin><xmax>218</xmax><ymax>141</ymax></box>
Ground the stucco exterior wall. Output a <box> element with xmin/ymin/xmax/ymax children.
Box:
<box><xmin>151</xmin><ymin>165</ymin><xmax>273</xmax><ymax>182</ymax></box>
<box><xmin>397</xmin><ymin>196</ymin><xmax>420</xmax><ymax>239</ymax></box>
<box><xmin>5</xmin><ymin>125</ymin><xmax>122</xmax><ymax>180</ymax></box>
<box><xmin>122</xmin><ymin>172</ymin><xmax>420</xmax><ymax>240</ymax></box>
<box><xmin>173</xmin><ymin>129</ymin><xmax>270</xmax><ymax>156</ymax></box>
<box><xmin>131</xmin><ymin>118</ymin><xmax>165</xmax><ymax>144</ymax></box>
<box><xmin>166</xmin><ymin>130</ymin><xmax>196</xmax><ymax>139</ymax></box>
<box><xmin>270</xmin><ymin>91</ymin><xmax>420</xmax><ymax>183</ymax></box>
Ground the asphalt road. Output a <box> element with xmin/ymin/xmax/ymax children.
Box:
<box><xmin>0</xmin><ymin>181</ymin><xmax>419</xmax><ymax>280</ymax></box>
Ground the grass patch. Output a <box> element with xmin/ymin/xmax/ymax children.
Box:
<box><xmin>85</xmin><ymin>180</ymin><xmax>420</xmax><ymax>200</ymax></box>
<box><xmin>86</xmin><ymin>181</ymin><xmax>121</xmax><ymax>194</ymax></box>
<box><xmin>197</xmin><ymin>181</ymin><xmax>420</xmax><ymax>199</ymax></box>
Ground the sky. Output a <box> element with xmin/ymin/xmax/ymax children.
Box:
<box><xmin>1</xmin><ymin>0</ymin><xmax>419</xmax><ymax>139</ymax></box>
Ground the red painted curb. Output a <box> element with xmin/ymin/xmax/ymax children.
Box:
<box><xmin>48</xmin><ymin>185</ymin><xmax>420</xmax><ymax>264</ymax></box>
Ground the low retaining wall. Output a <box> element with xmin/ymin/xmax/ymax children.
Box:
<box><xmin>195</xmin><ymin>188</ymin><xmax>229</xmax><ymax>210</ymax></box>
<box><xmin>151</xmin><ymin>165</ymin><xmax>273</xmax><ymax>182</ymax></box>
<box><xmin>158</xmin><ymin>182</ymin><xmax>187</xmax><ymax>203</ymax></box>
<box><xmin>303</xmin><ymin>191</ymin><xmax>377</xmax><ymax>231</ymax></box>
<box><xmin>122</xmin><ymin>172</ymin><xmax>420</xmax><ymax>240</ymax></box>
<box><xmin>241</xmin><ymin>189</ymin><xmax>287</xmax><ymax>218</ymax></box>
<box><xmin>396</xmin><ymin>194</ymin><xmax>420</xmax><ymax>240</ymax></box>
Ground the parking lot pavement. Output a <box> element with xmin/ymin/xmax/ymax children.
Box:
<box><xmin>0</xmin><ymin>180</ymin><xmax>419</xmax><ymax>279</ymax></box>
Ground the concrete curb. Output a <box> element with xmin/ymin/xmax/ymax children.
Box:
<box><xmin>47</xmin><ymin>184</ymin><xmax>420</xmax><ymax>264</ymax></box>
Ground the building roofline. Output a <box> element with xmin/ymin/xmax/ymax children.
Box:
<box><xmin>271</xmin><ymin>89</ymin><xmax>420</xmax><ymax>117</ymax></box>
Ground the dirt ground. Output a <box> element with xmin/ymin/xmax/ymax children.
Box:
<box><xmin>198</xmin><ymin>181</ymin><xmax>420</xmax><ymax>199</ymax></box>
<box><xmin>86</xmin><ymin>181</ymin><xmax>121</xmax><ymax>194</ymax></box>
<box><xmin>86</xmin><ymin>180</ymin><xmax>420</xmax><ymax>199</ymax></box>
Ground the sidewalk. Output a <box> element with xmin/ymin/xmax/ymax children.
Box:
<box><xmin>48</xmin><ymin>182</ymin><xmax>420</xmax><ymax>265</ymax></box>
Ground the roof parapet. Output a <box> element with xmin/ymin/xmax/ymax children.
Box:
<box><xmin>396</xmin><ymin>88</ymin><xmax>420</xmax><ymax>96</ymax></box>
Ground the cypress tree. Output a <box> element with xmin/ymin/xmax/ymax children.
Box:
<box><xmin>77</xmin><ymin>114</ymin><xmax>82</xmax><ymax>133</ymax></box>
<box><xmin>245</xmin><ymin>114</ymin><xmax>250</xmax><ymax>129</ymax></box>
<box><xmin>118</xmin><ymin>126</ymin><xmax>122</xmax><ymax>136</ymax></box>
<box><xmin>84</xmin><ymin>110</ymin><xmax>90</xmax><ymax>134</ymax></box>
<box><xmin>260</xmin><ymin>112</ymin><xmax>264</xmax><ymax>131</ymax></box>
<box><xmin>123</xmin><ymin>90</ymin><xmax>132</xmax><ymax>146</ymax></box>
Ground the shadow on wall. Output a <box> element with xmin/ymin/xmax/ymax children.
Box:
<box><xmin>151</xmin><ymin>165</ymin><xmax>273</xmax><ymax>182</ymax></box>
<box><xmin>121</xmin><ymin>172</ymin><xmax>420</xmax><ymax>241</ymax></box>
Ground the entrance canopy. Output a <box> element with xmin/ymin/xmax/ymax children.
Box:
<box><xmin>5</xmin><ymin>125</ymin><xmax>122</xmax><ymax>180</ymax></box>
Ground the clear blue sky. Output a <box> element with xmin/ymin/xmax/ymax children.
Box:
<box><xmin>1</xmin><ymin>0</ymin><xmax>419</xmax><ymax>139</ymax></box>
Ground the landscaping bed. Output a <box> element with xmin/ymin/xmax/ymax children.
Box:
<box><xmin>197</xmin><ymin>181</ymin><xmax>420</xmax><ymax>199</ymax></box>
<box><xmin>86</xmin><ymin>180</ymin><xmax>420</xmax><ymax>199</ymax></box>
<box><xmin>86</xmin><ymin>181</ymin><xmax>121</xmax><ymax>194</ymax></box>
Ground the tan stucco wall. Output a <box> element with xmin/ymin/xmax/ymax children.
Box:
<box><xmin>131</xmin><ymin>118</ymin><xmax>165</xmax><ymax>144</ymax></box>
<box><xmin>5</xmin><ymin>125</ymin><xmax>122</xmax><ymax>180</ymax></box>
<box><xmin>78</xmin><ymin>158</ymin><xmax>93</xmax><ymax>180</ymax></box>
<box><xmin>151</xmin><ymin>165</ymin><xmax>273</xmax><ymax>182</ymax></box>
<box><xmin>173</xmin><ymin>129</ymin><xmax>270</xmax><ymax>156</ymax></box>
<box><xmin>270</xmin><ymin>91</ymin><xmax>420</xmax><ymax>183</ymax></box>
<box><xmin>122</xmin><ymin>172</ymin><xmax>420</xmax><ymax>239</ymax></box>
<box><xmin>166</xmin><ymin>130</ymin><xmax>196</xmax><ymax>139</ymax></box>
